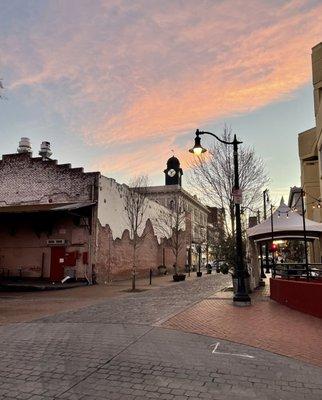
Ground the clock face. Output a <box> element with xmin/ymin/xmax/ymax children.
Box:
<box><xmin>167</xmin><ymin>169</ymin><xmax>176</xmax><ymax>177</ymax></box>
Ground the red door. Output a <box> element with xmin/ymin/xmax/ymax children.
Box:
<box><xmin>50</xmin><ymin>247</ymin><xmax>66</xmax><ymax>281</ymax></box>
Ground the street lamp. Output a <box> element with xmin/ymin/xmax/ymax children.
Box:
<box><xmin>197</xmin><ymin>244</ymin><xmax>202</xmax><ymax>277</ymax></box>
<box><xmin>189</xmin><ymin>129</ymin><xmax>251</xmax><ymax>306</ymax></box>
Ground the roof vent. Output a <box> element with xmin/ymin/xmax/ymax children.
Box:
<box><xmin>39</xmin><ymin>141</ymin><xmax>52</xmax><ymax>159</ymax></box>
<box><xmin>17</xmin><ymin>137</ymin><xmax>32</xmax><ymax>154</ymax></box>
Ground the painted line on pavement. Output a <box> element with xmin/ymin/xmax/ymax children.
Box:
<box><xmin>211</xmin><ymin>342</ymin><xmax>255</xmax><ymax>359</ymax></box>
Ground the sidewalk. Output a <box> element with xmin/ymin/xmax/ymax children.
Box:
<box><xmin>0</xmin><ymin>271</ymin><xmax>204</xmax><ymax>325</ymax></box>
<box><xmin>162</xmin><ymin>275</ymin><xmax>322</xmax><ymax>368</ymax></box>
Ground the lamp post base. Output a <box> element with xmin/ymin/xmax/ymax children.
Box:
<box><xmin>233</xmin><ymin>293</ymin><xmax>251</xmax><ymax>306</ymax></box>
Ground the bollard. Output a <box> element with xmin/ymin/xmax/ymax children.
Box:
<box><xmin>149</xmin><ymin>268</ymin><xmax>152</xmax><ymax>285</ymax></box>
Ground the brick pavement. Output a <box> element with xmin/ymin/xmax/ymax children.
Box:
<box><xmin>0</xmin><ymin>273</ymin><xmax>200</xmax><ymax>325</ymax></box>
<box><xmin>33</xmin><ymin>273</ymin><xmax>231</xmax><ymax>325</ymax></box>
<box><xmin>162</xmin><ymin>277</ymin><xmax>322</xmax><ymax>368</ymax></box>
<box><xmin>0</xmin><ymin>274</ymin><xmax>322</xmax><ymax>399</ymax></box>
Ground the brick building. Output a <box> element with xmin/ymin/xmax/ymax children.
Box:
<box><xmin>207</xmin><ymin>207</ymin><xmax>225</xmax><ymax>262</ymax></box>
<box><xmin>0</xmin><ymin>139</ymin><xmax>186</xmax><ymax>283</ymax></box>
<box><xmin>0</xmin><ymin>139</ymin><xmax>98</xmax><ymax>282</ymax></box>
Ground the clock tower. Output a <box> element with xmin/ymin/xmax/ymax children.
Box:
<box><xmin>164</xmin><ymin>156</ymin><xmax>183</xmax><ymax>186</ymax></box>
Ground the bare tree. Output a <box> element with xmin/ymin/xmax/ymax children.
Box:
<box><xmin>189</xmin><ymin>126</ymin><xmax>268</xmax><ymax>234</ymax></box>
<box><xmin>154</xmin><ymin>195</ymin><xmax>186</xmax><ymax>276</ymax></box>
<box><xmin>123</xmin><ymin>175</ymin><xmax>149</xmax><ymax>290</ymax></box>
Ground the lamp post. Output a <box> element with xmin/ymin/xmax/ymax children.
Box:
<box><xmin>300</xmin><ymin>189</ymin><xmax>309</xmax><ymax>280</ymax></box>
<box><xmin>197</xmin><ymin>244</ymin><xmax>202</xmax><ymax>277</ymax></box>
<box><xmin>263</xmin><ymin>189</ymin><xmax>270</xmax><ymax>273</ymax></box>
<box><xmin>270</xmin><ymin>204</ymin><xmax>276</xmax><ymax>278</ymax></box>
<box><xmin>189</xmin><ymin>129</ymin><xmax>251</xmax><ymax>305</ymax></box>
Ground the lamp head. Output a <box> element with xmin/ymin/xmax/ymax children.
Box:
<box><xmin>189</xmin><ymin>130</ymin><xmax>207</xmax><ymax>156</ymax></box>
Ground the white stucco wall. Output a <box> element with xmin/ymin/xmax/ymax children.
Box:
<box><xmin>97</xmin><ymin>176</ymin><xmax>176</xmax><ymax>242</ymax></box>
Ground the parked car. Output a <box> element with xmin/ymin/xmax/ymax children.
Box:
<box><xmin>211</xmin><ymin>260</ymin><xmax>226</xmax><ymax>272</ymax></box>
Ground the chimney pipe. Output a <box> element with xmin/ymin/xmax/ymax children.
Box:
<box><xmin>17</xmin><ymin>137</ymin><xmax>32</xmax><ymax>154</ymax></box>
<box><xmin>39</xmin><ymin>141</ymin><xmax>52</xmax><ymax>160</ymax></box>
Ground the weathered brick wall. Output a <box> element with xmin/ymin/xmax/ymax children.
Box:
<box><xmin>0</xmin><ymin>214</ymin><xmax>90</xmax><ymax>279</ymax></box>
<box><xmin>0</xmin><ymin>153</ymin><xmax>99</xmax><ymax>205</ymax></box>
<box><xmin>96</xmin><ymin>219</ymin><xmax>187</xmax><ymax>282</ymax></box>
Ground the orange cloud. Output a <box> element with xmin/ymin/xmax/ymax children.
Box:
<box><xmin>2</xmin><ymin>0</ymin><xmax>322</xmax><ymax>178</ymax></box>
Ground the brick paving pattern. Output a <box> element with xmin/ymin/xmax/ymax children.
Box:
<box><xmin>0</xmin><ymin>274</ymin><xmax>322</xmax><ymax>399</ymax></box>
<box><xmin>163</xmin><ymin>279</ymin><xmax>322</xmax><ymax>368</ymax></box>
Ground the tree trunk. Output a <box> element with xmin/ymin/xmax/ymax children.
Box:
<box><xmin>132</xmin><ymin>266</ymin><xmax>136</xmax><ymax>291</ymax></box>
<box><xmin>173</xmin><ymin>262</ymin><xmax>178</xmax><ymax>275</ymax></box>
<box><xmin>132</xmin><ymin>242</ymin><xmax>136</xmax><ymax>291</ymax></box>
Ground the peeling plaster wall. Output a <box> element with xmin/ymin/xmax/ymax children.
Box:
<box><xmin>97</xmin><ymin>176</ymin><xmax>173</xmax><ymax>241</ymax></box>
<box><xmin>96</xmin><ymin>221</ymin><xmax>187</xmax><ymax>282</ymax></box>
<box><xmin>95</xmin><ymin>176</ymin><xmax>187</xmax><ymax>282</ymax></box>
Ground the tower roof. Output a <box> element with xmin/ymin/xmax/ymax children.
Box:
<box><xmin>166</xmin><ymin>156</ymin><xmax>180</xmax><ymax>168</ymax></box>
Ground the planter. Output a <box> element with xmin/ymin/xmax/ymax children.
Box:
<box><xmin>173</xmin><ymin>274</ymin><xmax>186</xmax><ymax>282</ymax></box>
<box><xmin>197</xmin><ymin>271</ymin><xmax>202</xmax><ymax>277</ymax></box>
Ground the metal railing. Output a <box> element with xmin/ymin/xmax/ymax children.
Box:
<box><xmin>272</xmin><ymin>263</ymin><xmax>322</xmax><ymax>280</ymax></box>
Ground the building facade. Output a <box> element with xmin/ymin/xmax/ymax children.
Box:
<box><xmin>299</xmin><ymin>43</ymin><xmax>322</xmax><ymax>222</ymax></box>
<box><xmin>145</xmin><ymin>156</ymin><xmax>223</xmax><ymax>268</ymax></box>
<box><xmin>96</xmin><ymin>176</ymin><xmax>186</xmax><ymax>282</ymax></box>
<box><xmin>0</xmin><ymin>141</ymin><xmax>185</xmax><ymax>283</ymax></box>
<box><xmin>288</xmin><ymin>186</ymin><xmax>303</xmax><ymax>215</ymax></box>
<box><xmin>0</xmin><ymin>142</ymin><xmax>99</xmax><ymax>282</ymax></box>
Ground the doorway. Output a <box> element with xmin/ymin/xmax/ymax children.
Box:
<box><xmin>50</xmin><ymin>247</ymin><xmax>65</xmax><ymax>281</ymax></box>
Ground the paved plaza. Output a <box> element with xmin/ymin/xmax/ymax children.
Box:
<box><xmin>163</xmin><ymin>278</ymin><xmax>322</xmax><ymax>368</ymax></box>
<box><xmin>1</xmin><ymin>274</ymin><xmax>322</xmax><ymax>399</ymax></box>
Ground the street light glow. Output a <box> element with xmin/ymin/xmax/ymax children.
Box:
<box><xmin>189</xmin><ymin>133</ymin><xmax>207</xmax><ymax>156</ymax></box>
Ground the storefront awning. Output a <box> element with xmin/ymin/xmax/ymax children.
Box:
<box><xmin>0</xmin><ymin>202</ymin><xmax>95</xmax><ymax>214</ymax></box>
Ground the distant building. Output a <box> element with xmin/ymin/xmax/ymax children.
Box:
<box><xmin>145</xmin><ymin>156</ymin><xmax>224</xmax><ymax>267</ymax></box>
<box><xmin>207</xmin><ymin>206</ymin><xmax>225</xmax><ymax>262</ymax></box>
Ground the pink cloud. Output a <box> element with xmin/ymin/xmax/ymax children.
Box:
<box><xmin>2</xmin><ymin>0</ymin><xmax>322</xmax><ymax>177</ymax></box>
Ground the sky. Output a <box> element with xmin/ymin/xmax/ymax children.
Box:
<box><xmin>0</xmin><ymin>0</ymin><xmax>321</xmax><ymax>203</ymax></box>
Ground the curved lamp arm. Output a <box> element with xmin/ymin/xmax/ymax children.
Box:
<box><xmin>196</xmin><ymin>129</ymin><xmax>242</xmax><ymax>146</ymax></box>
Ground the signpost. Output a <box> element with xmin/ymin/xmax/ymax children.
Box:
<box><xmin>233</xmin><ymin>188</ymin><xmax>243</xmax><ymax>205</ymax></box>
